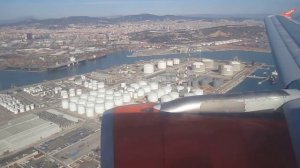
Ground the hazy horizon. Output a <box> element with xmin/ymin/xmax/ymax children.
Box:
<box><xmin>1</xmin><ymin>0</ymin><xmax>299</xmax><ymax>20</ymax></box>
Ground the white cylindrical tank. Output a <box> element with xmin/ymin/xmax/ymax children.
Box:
<box><xmin>86</xmin><ymin>107</ymin><xmax>95</xmax><ymax>118</ymax></box>
<box><xmin>177</xmin><ymin>86</ymin><xmax>184</xmax><ymax>92</ymax></box>
<box><xmin>114</xmin><ymin>96</ymin><xmax>124</xmax><ymax>106</ymax></box>
<box><xmin>230</xmin><ymin>61</ymin><xmax>241</xmax><ymax>71</ymax></box>
<box><xmin>127</xmin><ymin>87</ymin><xmax>135</xmax><ymax>93</ymax></box>
<box><xmin>163</xmin><ymin>86</ymin><xmax>172</xmax><ymax>94</ymax></box>
<box><xmin>106</xmin><ymin>90</ymin><xmax>114</xmax><ymax>95</ymax></box>
<box><xmin>25</xmin><ymin>105</ymin><xmax>30</xmax><ymax>111</ymax></box>
<box><xmin>166</xmin><ymin>59</ymin><xmax>174</xmax><ymax>66</ymax></box>
<box><xmin>193</xmin><ymin>62</ymin><xmax>205</xmax><ymax>72</ymax></box>
<box><xmin>96</xmin><ymin>98</ymin><xmax>105</xmax><ymax>104</ymax></box>
<box><xmin>70</xmin><ymin>97</ymin><xmax>79</xmax><ymax>104</ymax></box>
<box><xmin>221</xmin><ymin>65</ymin><xmax>234</xmax><ymax>76</ymax></box>
<box><xmin>84</xmin><ymin>81</ymin><xmax>89</xmax><ymax>88</ymax></box>
<box><xmin>173</xmin><ymin>58</ymin><xmax>180</xmax><ymax>65</ymax></box>
<box><xmin>157</xmin><ymin>89</ymin><xmax>166</xmax><ymax>98</ymax></box>
<box><xmin>78</xmin><ymin>99</ymin><xmax>87</xmax><ymax>105</ymax></box>
<box><xmin>88</xmin><ymin>96</ymin><xmax>96</xmax><ymax>102</ymax></box>
<box><xmin>161</xmin><ymin>95</ymin><xmax>172</xmax><ymax>103</ymax></box>
<box><xmin>97</xmin><ymin>94</ymin><xmax>105</xmax><ymax>99</ymax></box>
<box><xmin>137</xmin><ymin>89</ymin><xmax>145</xmax><ymax>97</ymax></box>
<box><xmin>90</xmin><ymin>91</ymin><xmax>97</xmax><ymax>96</ymax></box>
<box><xmin>30</xmin><ymin>104</ymin><xmax>34</xmax><ymax>110</ymax></box>
<box><xmin>77</xmin><ymin>105</ymin><xmax>85</xmax><ymax>115</ymax></box>
<box><xmin>62</xmin><ymin>99</ymin><xmax>69</xmax><ymax>109</ymax></box>
<box><xmin>121</xmin><ymin>83</ymin><xmax>127</xmax><ymax>88</ymax></box>
<box><xmin>144</xmin><ymin>64</ymin><xmax>154</xmax><ymax>74</ymax></box>
<box><xmin>80</xmin><ymin>94</ymin><xmax>88</xmax><ymax>100</ymax></box>
<box><xmin>106</xmin><ymin>95</ymin><xmax>114</xmax><ymax>100</ymax></box>
<box><xmin>114</xmin><ymin>92</ymin><xmax>122</xmax><ymax>97</ymax></box>
<box><xmin>62</xmin><ymin>93</ymin><xmax>68</xmax><ymax>99</ymax></box>
<box><xmin>86</xmin><ymin>102</ymin><xmax>95</xmax><ymax>110</ymax></box>
<box><xmin>98</xmin><ymin>88</ymin><xmax>106</xmax><ymax>93</ymax></box>
<box><xmin>69</xmin><ymin>102</ymin><xmax>77</xmax><ymax>112</ymax></box>
<box><xmin>95</xmin><ymin>103</ymin><xmax>105</xmax><ymax>114</ymax></box>
<box><xmin>98</xmin><ymin>82</ymin><xmax>105</xmax><ymax>89</ymax></box>
<box><xmin>60</xmin><ymin>90</ymin><xmax>67</xmax><ymax>96</ymax></box>
<box><xmin>150</xmin><ymin>82</ymin><xmax>159</xmax><ymax>90</ymax></box>
<box><xmin>105</xmin><ymin>101</ymin><xmax>115</xmax><ymax>110</ymax></box>
<box><xmin>130</xmin><ymin>83</ymin><xmax>139</xmax><ymax>90</ymax></box>
<box><xmin>139</xmin><ymin>81</ymin><xmax>148</xmax><ymax>86</ymax></box>
<box><xmin>76</xmin><ymin>89</ymin><xmax>82</xmax><ymax>95</ymax></box>
<box><xmin>202</xmin><ymin>59</ymin><xmax>214</xmax><ymax>69</ymax></box>
<box><xmin>123</xmin><ymin>94</ymin><xmax>132</xmax><ymax>103</ymax></box>
<box><xmin>142</xmin><ymin>86</ymin><xmax>151</xmax><ymax>93</ymax></box>
<box><xmin>88</xmin><ymin>83</ymin><xmax>93</xmax><ymax>89</ymax></box>
<box><xmin>69</xmin><ymin>88</ymin><xmax>76</xmax><ymax>97</ymax></box>
<box><xmin>157</xmin><ymin>61</ymin><xmax>167</xmax><ymax>69</ymax></box>
<box><xmin>147</xmin><ymin>93</ymin><xmax>158</xmax><ymax>102</ymax></box>
<box><xmin>19</xmin><ymin>108</ymin><xmax>24</xmax><ymax>113</ymax></box>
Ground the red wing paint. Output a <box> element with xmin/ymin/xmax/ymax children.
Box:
<box><xmin>282</xmin><ymin>8</ymin><xmax>297</xmax><ymax>18</ymax></box>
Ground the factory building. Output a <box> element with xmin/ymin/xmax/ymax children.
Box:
<box><xmin>0</xmin><ymin>114</ymin><xmax>61</xmax><ymax>155</ymax></box>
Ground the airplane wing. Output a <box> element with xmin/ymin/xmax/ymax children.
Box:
<box><xmin>265</xmin><ymin>15</ymin><xmax>300</xmax><ymax>89</ymax></box>
<box><xmin>101</xmin><ymin>14</ymin><xmax>300</xmax><ymax>168</ymax></box>
<box><xmin>265</xmin><ymin>14</ymin><xmax>300</xmax><ymax>167</ymax></box>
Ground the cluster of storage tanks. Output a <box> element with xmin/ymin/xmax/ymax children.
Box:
<box><xmin>143</xmin><ymin>58</ymin><xmax>181</xmax><ymax>74</ymax></box>
<box><xmin>191</xmin><ymin>59</ymin><xmax>241</xmax><ymax>76</ymax></box>
<box><xmin>23</xmin><ymin>85</ymin><xmax>43</xmax><ymax>95</ymax></box>
<box><xmin>144</xmin><ymin>58</ymin><xmax>241</xmax><ymax>77</ymax></box>
<box><xmin>61</xmin><ymin>80</ymin><xmax>204</xmax><ymax>117</ymax></box>
<box><xmin>0</xmin><ymin>94</ymin><xmax>35</xmax><ymax>114</ymax></box>
<box><xmin>73</xmin><ymin>75</ymin><xmax>106</xmax><ymax>91</ymax></box>
<box><xmin>24</xmin><ymin>85</ymin><xmax>63</xmax><ymax>97</ymax></box>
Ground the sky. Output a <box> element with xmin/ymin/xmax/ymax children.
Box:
<box><xmin>0</xmin><ymin>0</ymin><xmax>300</xmax><ymax>20</ymax></box>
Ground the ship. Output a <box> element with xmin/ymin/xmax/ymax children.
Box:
<box><xmin>270</xmin><ymin>70</ymin><xmax>278</xmax><ymax>84</ymax></box>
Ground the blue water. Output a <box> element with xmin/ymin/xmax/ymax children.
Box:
<box><xmin>0</xmin><ymin>50</ymin><xmax>282</xmax><ymax>92</ymax></box>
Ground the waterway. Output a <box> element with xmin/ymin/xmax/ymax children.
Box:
<box><xmin>0</xmin><ymin>50</ymin><xmax>283</xmax><ymax>92</ymax></box>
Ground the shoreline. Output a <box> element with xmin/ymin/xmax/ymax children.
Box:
<box><xmin>0</xmin><ymin>48</ymin><xmax>270</xmax><ymax>72</ymax></box>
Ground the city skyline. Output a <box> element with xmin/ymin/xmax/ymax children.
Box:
<box><xmin>1</xmin><ymin>0</ymin><xmax>300</xmax><ymax>20</ymax></box>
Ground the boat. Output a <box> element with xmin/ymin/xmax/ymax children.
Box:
<box><xmin>269</xmin><ymin>70</ymin><xmax>278</xmax><ymax>84</ymax></box>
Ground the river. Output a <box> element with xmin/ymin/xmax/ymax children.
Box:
<box><xmin>0</xmin><ymin>50</ymin><xmax>283</xmax><ymax>92</ymax></box>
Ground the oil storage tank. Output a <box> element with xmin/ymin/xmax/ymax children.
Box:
<box><xmin>157</xmin><ymin>61</ymin><xmax>167</xmax><ymax>69</ymax></box>
<box><xmin>202</xmin><ymin>59</ymin><xmax>214</xmax><ymax>69</ymax></box>
<box><xmin>230</xmin><ymin>61</ymin><xmax>241</xmax><ymax>71</ymax></box>
<box><xmin>221</xmin><ymin>65</ymin><xmax>234</xmax><ymax>76</ymax></box>
<box><xmin>192</xmin><ymin>62</ymin><xmax>205</xmax><ymax>72</ymax></box>
<box><xmin>144</xmin><ymin>64</ymin><xmax>154</xmax><ymax>74</ymax></box>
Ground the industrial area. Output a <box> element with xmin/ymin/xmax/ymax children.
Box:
<box><xmin>0</xmin><ymin>55</ymin><xmax>275</xmax><ymax>167</ymax></box>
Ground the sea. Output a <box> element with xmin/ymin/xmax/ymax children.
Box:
<box><xmin>0</xmin><ymin>50</ymin><xmax>283</xmax><ymax>92</ymax></box>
